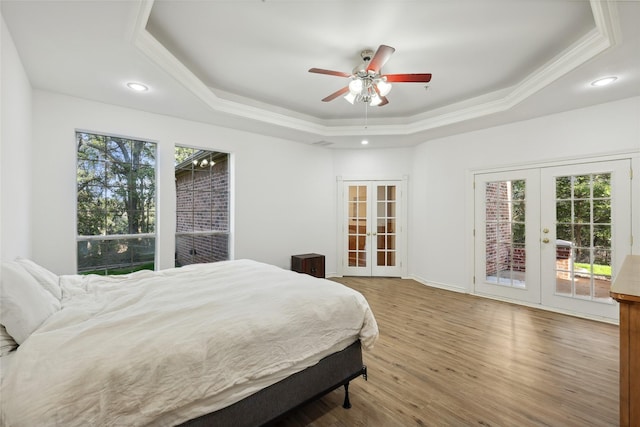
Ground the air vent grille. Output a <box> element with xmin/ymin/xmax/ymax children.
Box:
<box><xmin>311</xmin><ymin>141</ymin><xmax>333</xmax><ymax>147</ymax></box>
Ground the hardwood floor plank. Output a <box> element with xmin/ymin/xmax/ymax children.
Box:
<box><xmin>275</xmin><ymin>278</ymin><xmax>618</xmax><ymax>426</ymax></box>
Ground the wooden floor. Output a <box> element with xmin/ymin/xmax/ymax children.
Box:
<box><xmin>276</xmin><ymin>277</ymin><xmax>619</xmax><ymax>427</ymax></box>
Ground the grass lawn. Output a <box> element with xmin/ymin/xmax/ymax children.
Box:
<box><xmin>574</xmin><ymin>262</ymin><xmax>611</xmax><ymax>277</ymax></box>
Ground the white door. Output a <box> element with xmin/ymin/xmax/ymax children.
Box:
<box><xmin>342</xmin><ymin>181</ymin><xmax>404</xmax><ymax>277</ymax></box>
<box><xmin>540</xmin><ymin>160</ymin><xmax>631</xmax><ymax>319</ymax></box>
<box><xmin>474</xmin><ymin>169</ymin><xmax>542</xmax><ymax>304</ymax></box>
<box><xmin>475</xmin><ymin>160</ymin><xmax>632</xmax><ymax>320</ymax></box>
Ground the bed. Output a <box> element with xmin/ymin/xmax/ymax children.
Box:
<box><xmin>0</xmin><ymin>258</ymin><xmax>378</xmax><ymax>426</ymax></box>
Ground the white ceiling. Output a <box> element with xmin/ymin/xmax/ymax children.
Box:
<box><xmin>2</xmin><ymin>0</ymin><xmax>639</xmax><ymax>149</ymax></box>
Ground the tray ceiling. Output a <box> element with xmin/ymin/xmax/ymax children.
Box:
<box><xmin>2</xmin><ymin>0</ymin><xmax>639</xmax><ymax>148</ymax></box>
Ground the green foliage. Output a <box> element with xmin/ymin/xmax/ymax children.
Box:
<box><xmin>174</xmin><ymin>146</ymin><xmax>198</xmax><ymax>165</ymax></box>
<box><xmin>499</xmin><ymin>174</ymin><xmax>611</xmax><ymax>251</ymax></box>
<box><xmin>76</xmin><ymin>132</ymin><xmax>156</xmax><ymax>236</ymax></box>
<box><xmin>574</xmin><ymin>262</ymin><xmax>611</xmax><ymax>277</ymax></box>
<box><xmin>77</xmin><ymin>132</ymin><xmax>156</xmax><ymax>273</ymax></box>
<box><xmin>555</xmin><ymin>174</ymin><xmax>611</xmax><ymax>249</ymax></box>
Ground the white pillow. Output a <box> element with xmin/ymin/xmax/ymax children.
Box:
<box><xmin>16</xmin><ymin>257</ymin><xmax>62</xmax><ymax>300</ymax></box>
<box><xmin>0</xmin><ymin>324</ymin><xmax>18</xmax><ymax>356</ymax></box>
<box><xmin>0</xmin><ymin>261</ymin><xmax>60</xmax><ymax>344</ymax></box>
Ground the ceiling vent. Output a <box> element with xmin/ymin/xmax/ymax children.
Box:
<box><xmin>311</xmin><ymin>141</ymin><xmax>333</xmax><ymax>147</ymax></box>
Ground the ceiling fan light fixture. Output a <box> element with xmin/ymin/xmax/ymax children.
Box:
<box><xmin>369</xmin><ymin>93</ymin><xmax>382</xmax><ymax>107</ymax></box>
<box><xmin>376</xmin><ymin>79</ymin><xmax>392</xmax><ymax>96</ymax></box>
<box><xmin>344</xmin><ymin>92</ymin><xmax>357</xmax><ymax>104</ymax></box>
<box><xmin>309</xmin><ymin>44</ymin><xmax>431</xmax><ymax>107</ymax></box>
<box><xmin>348</xmin><ymin>79</ymin><xmax>363</xmax><ymax>95</ymax></box>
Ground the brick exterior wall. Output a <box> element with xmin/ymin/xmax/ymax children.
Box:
<box><xmin>175</xmin><ymin>154</ymin><xmax>229</xmax><ymax>266</ymax></box>
<box><xmin>485</xmin><ymin>181</ymin><xmax>573</xmax><ymax>278</ymax></box>
<box><xmin>485</xmin><ymin>181</ymin><xmax>513</xmax><ymax>276</ymax></box>
<box><xmin>555</xmin><ymin>243</ymin><xmax>573</xmax><ymax>280</ymax></box>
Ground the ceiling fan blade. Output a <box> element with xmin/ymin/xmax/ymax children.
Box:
<box><xmin>384</xmin><ymin>73</ymin><xmax>432</xmax><ymax>83</ymax></box>
<box><xmin>366</xmin><ymin>45</ymin><xmax>395</xmax><ymax>73</ymax></box>
<box><xmin>322</xmin><ymin>86</ymin><xmax>350</xmax><ymax>102</ymax></box>
<box><xmin>309</xmin><ymin>68</ymin><xmax>352</xmax><ymax>78</ymax></box>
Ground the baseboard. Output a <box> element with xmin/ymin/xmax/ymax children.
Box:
<box><xmin>409</xmin><ymin>275</ymin><xmax>618</xmax><ymax>325</ymax></box>
<box><xmin>409</xmin><ymin>275</ymin><xmax>467</xmax><ymax>294</ymax></box>
<box><xmin>473</xmin><ymin>292</ymin><xmax>619</xmax><ymax>325</ymax></box>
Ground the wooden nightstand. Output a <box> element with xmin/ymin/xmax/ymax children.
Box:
<box><xmin>291</xmin><ymin>253</ymin><xmax>325</xmax><ymax>278</ymax></box>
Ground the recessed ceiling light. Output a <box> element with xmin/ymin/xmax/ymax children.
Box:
<box><xmin>590</xmin><ymin>76</ymin><xmax>617</xmax><ymax>87</ymax></box>
<box><xmin>361</xmin><ymin>139</ymin><xmax>369</xmax><ymax>145</ymax></box>
<box><xmin>126</xmin><ymin>82</ymin><xmax>149</xmax><ymax>92</ymax></box>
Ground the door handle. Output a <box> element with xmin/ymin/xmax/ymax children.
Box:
<box><xmin>542</xmin><ymin>238</ymin><xmax>550</xmax><ymax>244</ymax></box>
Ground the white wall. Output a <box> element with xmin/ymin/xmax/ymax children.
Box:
<box><xmin>332</xmin><ymin>147</ymin><xmax>413</xmax><ymax>180</ymax></box>
<box><xmin>410</xmin><ymin>96</ymin><xmax>640</xmax><ymax>292</ymax></box>
<box><xmin>1</xmin><ymin>13</ymin><xmax>32</xmax><ymax>261</ymax></box>
<box><xmin>30</xmin><ymin>91</ymin><xmax>335</xmax><ymax>274</ymax></box>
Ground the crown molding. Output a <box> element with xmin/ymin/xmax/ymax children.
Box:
<box><xmin>131</xmin><ymin>0</ymin><xmax>621</xmax><ymax>141</ymax></box>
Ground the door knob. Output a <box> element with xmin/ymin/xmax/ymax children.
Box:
<box><xmin>542</xmin><ymin>238</ymin><xmax>550</xmax><ymax>243</ymax></box>
<box><xmin>542</xmin><ymin>228</ymin><xmax>549</xmax><ymax>234</ymax></box>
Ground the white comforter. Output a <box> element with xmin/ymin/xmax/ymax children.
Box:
<box><xmin>0</xmin><ymin>259</ymin><xmax>378</xmax><ymax>427</ymax></box>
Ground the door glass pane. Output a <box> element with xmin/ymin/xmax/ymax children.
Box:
<box><xmin>484</xmin><ymin>180</ymin><xmax>526</xmax><ymax>288</ymax></box>
<box><xmin>387</xmin><ymin>219</ymin><xmax>395</xmax><ymax>233</ymax></box>
<box><xmin>347</xmin><ymin>185</ymin><xmax>367</xmax><ymax>267</ymax></box>
<box><xmin>387</xmin><ymin>235</ymin><xmax>396</xmax><ymax>250</ymax></box>
<box><xmin>349</xmin><ymin>185</ymin><xmax>357</xmax><ymax>199</ymax></box>
<box><xmin>554</xmin><ymin>174</ymin><xmax>612</xmax><ymax>302</ymax></box>
<box><xmin>348</xmin><ymin>235</ymin><xmax>357</xmax><ymax>250</ymax></box>
<box><xmin>387</xmin><ymin>186</ymin><xmax>396</xmax><ymax>200</ymax></box>
<box><xmin>387</xmin><ymin>252</ymin><xmax>395</xmax><ymax>266</ymax></box>
<box><xmin>375</xmin><ymin>184</ymin><xmax>397</xmax><ymax>267</ymax></box>
<box><xmin>387</xmin><ymin>202</ymin><xmax>396</xmax><ymax>217</ymax></box>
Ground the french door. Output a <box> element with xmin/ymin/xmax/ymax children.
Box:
<box><xmin>540</xmin><ymin>161</ymin><xmax>631</xmax><ymax>319</ymax></box>
<box><xmin>475</xmin><ymin>160</ymin><xmax>631</xmax><ymax>320</ymax></box>
<box><xmin>341</xmin><ymin>180</ymin><xmax>404</xmax><ymax>277</ymax></box>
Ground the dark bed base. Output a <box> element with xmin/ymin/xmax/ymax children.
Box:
<box><xmin>179</xmin><ymin>340</ymin><xmax>367</xmax><ymax>427</ymax></box>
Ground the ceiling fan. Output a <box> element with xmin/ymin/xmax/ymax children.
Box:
<box><xmin>309</xmin><ymin>44</ymin><xmax>432</xmax><ymax>107</ymax></box>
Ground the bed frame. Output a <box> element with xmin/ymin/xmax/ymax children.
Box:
<box><xmin>179</xmin><ymin>340</ymin><xmax>367</xmax><ymax>427</ymax></box>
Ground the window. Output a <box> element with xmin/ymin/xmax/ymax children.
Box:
<box><xmin>555</xmin><ymin>173</ymin><xmax>613</xmax><ymax>301</ymax></box>
<box><xmin>174</xmin><ymin>147</ymin><xmax>229</xmax><ymax>266</ymax></box>
<box><xmin>76</xmin><ymin>132</ymin><xmax>156</xmax><ymax>274</ymax></box>
<box><xmin>484</xmin><ymin>179</ymin><xmax>526</xmax><ymax>288</ymax></box>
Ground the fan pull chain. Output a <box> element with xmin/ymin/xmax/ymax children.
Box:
<box><xmin>364</xmin><ymin>102</ymin><xmax>368</xmax><ymax>129</ymax></box>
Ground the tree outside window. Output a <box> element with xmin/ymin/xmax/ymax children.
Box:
<box><xmin>76</xmin><ymin>132</ymin><xmax>156</xmax><ymax>274</ymax></box>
